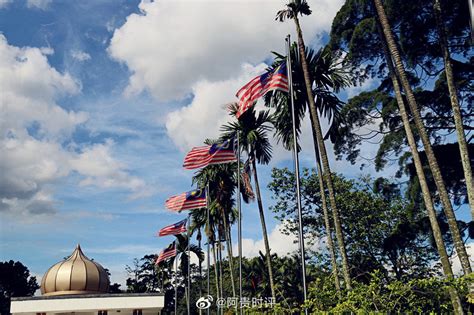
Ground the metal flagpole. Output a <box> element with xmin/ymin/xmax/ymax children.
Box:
<box><xmin>237</xmin><ymin>133</ymin><xmax>243</xmax><ymax>314</ymax></box>
<box><xmin>187</xmin><ymin>214</ymin><xmax>191</xmax><ymax>315</ymax></box>
<box><xmin>205</xmin><ymin>184</ymin><xmax>211</xmax><ymax>315</ymax></box>
<box><xmin>175</xmin><ymin>252</ymin><xmax>179</xmax><ymax>315</ymax></box>
<box><xmin>286</xmin><ymin>34</ymin><xmax>308</xmax><ymax>313</ymax></box>
<box><xmin>198</xmin><ymin>228</ymin><xmax>203</xmax><ymax>315</ymax></box>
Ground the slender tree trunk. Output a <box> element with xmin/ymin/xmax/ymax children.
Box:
<box><xmin>293</xmin><ymin>16</ymin><xmax>352</xmax><ymax>290</ymax></box>
<box><xmin>222</xmin><ymin>213</ymin><xmax>237</xmax><ymax>298</ymax></box>
<box><xmin>251</xmin><ymin>156</ymin><xmax>276</xmax><ymax>300</ymax></box>
<box><xmin>218</xmin><ymin>229</ymin><xmax>224</xmax><ymax>299</ymax></box>
<box><xmin>376</xmin><ymin>21</ymin><xmax>463</xmax><ymax>314</ymax></box>
<box><xmin>198</xmin><ymin>228</ymin><xmax>202</xmax><ymax>298</ymax></box>
<box><xmin>212</xmin><ymin>242</ymin><xmax>220</xmax><ymax>300</ymax></box>
<box><xmin>374</xmin><ymin>0</ymin><xmax>472</xmax><ymax>276</ymax></box>
<box><xmin>433</xmin><ymin>0</ymin><xmax>474</xmax><ymax>218</ymax></box>
<box><xmin>308</xmin><ymin>112</ymin><xmax>341</xmax><ymax>293</ymax></box>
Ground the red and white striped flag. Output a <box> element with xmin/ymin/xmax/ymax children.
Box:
<box><xmin>158</xmin><ymin>219</ymin><xmax>187</xmax><ymax>237</ymax></box>
<box><xmin>236</xmin><ymin>61</ymin><xmax>289</xmax><ymax>118</ymax></box>
<box><xmin>155</xmin><ymin>242</ymin><xmax>177</xmax><ymax>264</ymax></box>
<box><xmin>165</xmin><ymin>189</ymin><xmax>207</xmax><ymax>211</ymax></box>
<box><xmin>183</xmin><ymin>139</ymin><xmax>237</xmax><ymax>170</ymax></box>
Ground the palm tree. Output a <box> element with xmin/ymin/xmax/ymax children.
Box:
<box><xmin>191</xmin><ymin>162</ymin><xmax>240</xmax><ymax>298</ymax></box>
<box><xmin>374</xmin><ymin>20</ymin><xmax>464</xmax><ymax>314</ymax></box>
<box><xmin>276</xmin><ymin>0</ymin><xmax>352</xmax><ymax>289</ymax></box>
<box><xmin>188</xmin><ymin>200</ymin><xmax>221</xmax><ymax>299</ymax></box>
<box><xmin>157</xmin><ymin>234</ymin><xmax>204</xmax><ymax>311</ymax></box>
<box><xmin>222</xmin><ymin>106</ymin><xmax>276</xmax><ymax>300</ymax></box>
<box><xmin>372</xmin><ymin>0</ymin><xmax>472</xmax><ymax>277</ymax></box>
<box><xmin>159</xmin><ymin>234</ymin><xmax>203</xmax><ymax>281</ymax></box>
<box><xmin>265</xmin><ymin>44</ymin><xmax>346</xmax><ymax>293</ymax></box>
<box><xmin>432</xmin><ymin>0</ymin><xmax>474</xmax><ymax>218</ymax></box>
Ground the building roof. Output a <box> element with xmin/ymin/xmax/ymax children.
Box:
<box><xmin>40</xmin><ymin>244</ymin><xmax>110</xmax><ymax>296</ymax></box>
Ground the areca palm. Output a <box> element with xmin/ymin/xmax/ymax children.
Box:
<box><xmin>156</xmin><ymin>234</ymin><xmax>203</xmax><ymax>311</ymax></box>
<box><xmin>276</xmin><ymin>0</ymin><xmax>352</xmax><ymax>289</ymax></box>
<box><xmin>159</xmin><ymin>234</ymin><xmax>204</xmax><ymax>280</ymax></box>
<box><xmin>191</xmin><ymin>161</ymin><xmax>239</xmax><ymax>298</ymax></box>
<box><xmin>221</xmin><ymin>105</ymin><xmax>276</xmax><ymax>300</ymax></box>
<box><xmin>265</xmin><ymin>44</ymin><xmax>347</xmax><ymax>293</ymax></box>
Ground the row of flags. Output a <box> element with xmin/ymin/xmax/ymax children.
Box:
<box><xmin>154</xmin><ymin>61</ymin><xmax>289</xmax><ymax>265</ymax></box>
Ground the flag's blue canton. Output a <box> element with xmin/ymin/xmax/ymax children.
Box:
<box><xmin>209</xmin><ymin>138</ymin><xmax>233</xmax><ymax>154</ymax></box>
<box><xmin>259</xmin><ymin>63</ymin><xmax>287</xmax><ymax>85</ymax></box>
<box><xmin>186</xmin><ymin>189</ymin><xmax>205</xmax><ymax>200</ymax></box>
<box><xmin>173</xmin><ymin>219</ymin><xmax>187</xmax><ymax>228</ymax></box>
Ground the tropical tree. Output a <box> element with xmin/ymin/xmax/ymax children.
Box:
<box><xmin>372</xmin><ymin>0</ymin><xmax>471</xmax><ymax>281</ymax></box>
<box><xmin>265</xmin><ymin>43</ymin><xmax>348</xmax><ymax>293</ymax></box>
<box><xmin>276</xmin><ymin>0</ymin><xmax>352</xmax><ymax>289</ymax></box>
<box><xmin>374</xmin><ymin>19</ymin><xmax>462</xmax><ymax>307</ymax></box>
<box><xmin>222</xmin><ymin>105</ymin><xmax>277</xmax><ymax>300</ymax></box>
<box><xmin>191</xmin><ymin>161</ymin><xmax>240</xmax><ymax>298</ymax></box>
<box><xmin>156</xmin><ymin>234</ymin><xmax>203</xmax><ymax>311</ymax></box>
<box><xmin>0</xmin><ymin>260</ymin><xmax>39</xmax><ymax>315</ymax></box>
<box><xmin>432</xmin><ymin>0</ymin><xmax>474</xmax><ymax>218</ymax></box>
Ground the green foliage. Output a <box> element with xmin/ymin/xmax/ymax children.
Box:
<box><xmin>306</xmin><ymin>270</ymin><xmax>472</xmax><ymax>313</ymax></box>
<box><xmin>328</xmin><ymin>0</ymin><xmax>473</xmax><ymax>203</ymax></box>
<box><xmin>268</xmin><ymin>168</ymin><xmax>441</xmax><ymax>281</ymax></box>
<box><xmin>0</xmin><ymin>260</ymin><xmax>39</xmax><ymax>315</ymax></box>
<box><xmin>264</xmin><ymin>42</ymin><xmax>348</xmax><ymax>152</ymax></box>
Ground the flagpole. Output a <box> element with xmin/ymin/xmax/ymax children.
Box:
<box><xmin>205</xmin><ymin>184</ymin><xmax>211</xmax><ymax>315</ymax></box>
<box><xmin>286</xmin><ymin>34</ymin><xmax>308</xmax><ymax>312</ymax></box>
<box><xmin>175</xmin><ymin>252</ymin><xmax>179</xmax><ymax>315</ymax></box>
<box><xmin>198</xmin><ymin>227</ymin><xmax>203</xmax><ymax>315</ymax></box>
<box><xmin>237</xmin><ymin>132</ymin><xmax>243</xmax><ymax>314</ymax></box>
<box><xmin>187</xmin><ymin>214</ymin><xmax>191</xmax><ymax>315</ymax></box>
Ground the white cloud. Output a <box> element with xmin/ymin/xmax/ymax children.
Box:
<box><xmin>234</xmin><ymin>222</ymin><xmax>321</xmax><ymax>258</ymax></box>
<box><xmin>165</xmin><ymin>63</ymin><xmax>267</xmax><ymax>151</ymax></box>
<box><xmin>0</xmin><ymin>35</ymin><xmax>150</xmax><ymax>216</ymax></box>
<box><xmin>108</xmin><ymin>0</ymin><xmax>343</xmax><ymax>101</ymax></box>
<box><xmin>450</xmin><ymin>242</ymin><xmax>474</xmax><ymax>275</ymax></box>
<box><xmin>71</xmin><ymin>50</ymin><xmax>91</xmax><ymax>62</ymax></box>
<box><xmin>0</xmin><ymin>0</ymin><xmax>12</xmax><ymax>9</ymax></box>
<box><xmin>26</xmin><ymin>0</ymin><xmax>52</xmax><ymax>10</ymax></box>
<box><xmin>345</xmin><ymin>76</ymin><xmax>379</xmax><ymax>98</ymax></box>
<box><xmin>84</xmin><ymin>244</ymin><xmax>159</xmax><ymax>255</ymax></box>
<box><xmin>71</xmin><ymin>141</ymin><xmax>151</xmax><ymax>199</ymax></box>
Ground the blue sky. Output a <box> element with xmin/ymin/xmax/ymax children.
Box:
<box><xmin>0</xmin><ymin>0</ymin><xmax>470</xmax><ymax>288</ymax></box>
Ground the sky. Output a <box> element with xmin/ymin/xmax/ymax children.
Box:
<box><xmin>0</xmin><ymin>0</ymin><xmax>471</xmax><ymax>289</ymax></box>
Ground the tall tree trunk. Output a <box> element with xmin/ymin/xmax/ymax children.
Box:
<box><xmin>222</xmin><ymin>213</ymin><xmax>237</xmax><ymax>298</ymax></box>
<box><xmin>309</xmin><ymin>112</ymin><xmax>341</xmax><ymax>293</ymax></box>
<box><xmin>433</xmin><ymin>0</ymin><xmax>474</xmax><ymax>218</ymax></box>
<box><xmin>218</xmin><ymin>229</ymin><xmax>224</xmax><ymax>299</ymax></box>
<box><xmin>293</xmin><ymin>16</ymin><xmax>352</xmax><ymax>290</ymax></box>
<box><xmin>212</xmin><ymin>242</ymin><xmax>220</xmax><ymax>300</ymax></box>
<box><xmin>374</xmin><ymin>0</ymin><xmax>472</xmax><ymax>276</ymax></box>
<box><xmin>251</xmin><ymin>156</ymin><xmax>276</xmax><ymax>300</ymax></box>
<box><xmin>376</xmin><ymin>21</ymin><xmax>463</xmax><ymax>314</ymax></box>
<box><xmin>198</xmin><ymin>228</ymin><xmax>202</xmax><ymax>298</ymax></box>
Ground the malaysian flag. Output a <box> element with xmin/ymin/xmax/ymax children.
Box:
<box><xmin>155</xmin><ymin>242</ymin><xmax>177</xmax><ymax>264</ymax></box>
<box><xmin>165</xmin><ymin>189</ymin><xmax>207</xmax><ymax>211</ymax></box>
<box><xmin>236</xmin><ymin>61</ymin><xmax>289</xmax><ymax>118</ymax></box>
<box><xmin>158</xmin><ymin>219</ymin><xmax>187</xmax><ymax>237</ymax></box>
<box><xmin>183</xmin><ymin>139</ymin><xmax>237</xmax><ymax>170</ymax></box>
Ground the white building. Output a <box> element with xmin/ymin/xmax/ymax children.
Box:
<box><xmin>10</xmin><ymin>245</ymin><xmax>164</xmax><ymax>315</ymax></box>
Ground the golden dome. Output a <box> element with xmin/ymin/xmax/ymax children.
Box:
<box><xmin>41</xmin><ymin>244</ymin><xmax>110</xmax><ymax>296</ymax></box>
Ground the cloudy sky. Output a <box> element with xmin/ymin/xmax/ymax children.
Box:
<box><xmin>0</xmin><ymin>0</ymin><xmax>470</xmax><ymax>288</ymax></box>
